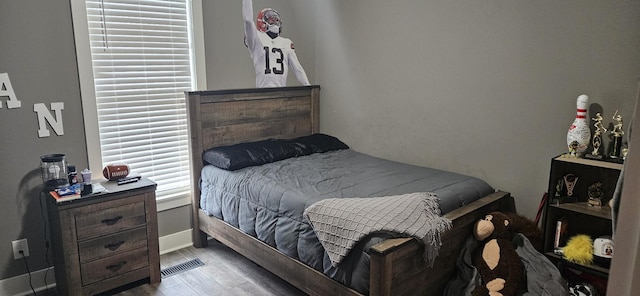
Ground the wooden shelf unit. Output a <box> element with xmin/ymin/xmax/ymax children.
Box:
<box><xmin>542</xmin><ymin>155</ymin><xmax>622</xmax><ymax>292</ymax></box>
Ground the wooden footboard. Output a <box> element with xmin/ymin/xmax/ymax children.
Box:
<box><xmin>195</xmin><ymin>190</ymin><xmax>513</xmax><ymax>296</ymax></box>
<box><xmin>369</xmin><ymin>190</ymin><xmax>514</xmax><ymax>296</ymax></box>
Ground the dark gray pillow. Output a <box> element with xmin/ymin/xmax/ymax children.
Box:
<box><xmin>291</xmin><ymin>133</ymin><xmax>349</xmax><ymax>153</ymax></box>
<box><xmin>202</xmin><ymin>134</ymin><xmax>349</xmax><ymax>171</ymax></box>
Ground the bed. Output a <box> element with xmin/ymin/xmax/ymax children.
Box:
<box><xmin>186</xmin><ymin>85</ymin><xmax>515</xmax><ymax>296</ymax></box>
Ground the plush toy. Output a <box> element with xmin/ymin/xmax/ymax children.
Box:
<box><xmin>563</xmin><ymin>234</ymin><xmax>594</xmax><ymax>265</ymax></box>
<box><xmin>471</xmin><ymin>212</ymin><xmax>525</xmax><ymax>296</ymax></box>
<box><xmin>505</xmin><ymin>212</ymin><xmax>543</xmax><ymax>252</ymax></box>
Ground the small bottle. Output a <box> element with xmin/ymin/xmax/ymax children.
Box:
<box><xmin>67</xmin><ymin>165</ymin><xmax>78</xmax><ymax>185</ymax></box>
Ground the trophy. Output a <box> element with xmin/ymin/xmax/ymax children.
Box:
<box><xmin>610</xmin><ymin>110</ymin><xmax>624</xmax><ymax>160</ymax></box>
<box><xmin>553</xmin><ymin>174</ymin><xmax>578</xmax><ymax>204</ymax></box>
<box><xmin>587</xmin><ymin>182</ymin><xmax>604</xmax><ymax>207</ymax></box>
<box><xmin>586</xmin><ymin>112</ymin><xmax>607</xmax><ymax>160</ymax></box>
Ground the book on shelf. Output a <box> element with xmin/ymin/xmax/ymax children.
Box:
<box><xmin>554</xmin><ymin>217</ymin><xmax>569</xmax><ymax>249</ymax></box>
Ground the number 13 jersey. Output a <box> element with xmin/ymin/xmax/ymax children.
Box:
<box><xmin>250</xmin><ymin>34</ymin><xmax>308</xmax><ymax>88</ymax></box>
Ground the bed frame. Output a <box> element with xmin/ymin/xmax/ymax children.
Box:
<box><xmin>186</xmin><ymin>85</ymin><xmax>515</xmax><ymax>296</ymax></box>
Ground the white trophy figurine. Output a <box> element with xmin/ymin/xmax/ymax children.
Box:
<box><xmin>566</xmin><ymin>94</ymin><xmax>591</xmax><ymax>157</ymax></box>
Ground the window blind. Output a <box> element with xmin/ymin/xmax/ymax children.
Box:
<box><xmin>85</xmin><ymin>0</ymin><xmax>193</xmax><ymax>199</ymax></box>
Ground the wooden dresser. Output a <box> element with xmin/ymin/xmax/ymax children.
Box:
<box><xmin>47</xmin><ymin>178</ymin><xmax>160</xmax><ymax>295</ymax></box>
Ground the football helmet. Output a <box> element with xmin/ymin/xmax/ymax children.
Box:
<box><xmin>257</xmin><ymin>8</ymin><xmax>282</xmax><ymax>33</ymax></box>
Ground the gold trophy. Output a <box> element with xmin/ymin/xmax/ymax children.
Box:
<box><xmin>587</xmin><ymin>182</ymin><xmax>604</xmax><ymax>207</ymax></box>
<box><xmin>586</xmin><ymin>112</ymin><xmax>607</xmax><ymax>160</ymax></box>
<box><xmin>610</xmin><ymin>110</ymin><xmax>624</xmax><ymax>160</ymax></box>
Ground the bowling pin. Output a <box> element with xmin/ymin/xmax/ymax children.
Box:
<box><xmin>566</xmin><ymin>94</ymin><xmax>591</xmax><ymax>156</ymax></box>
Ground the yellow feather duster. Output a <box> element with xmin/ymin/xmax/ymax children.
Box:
<box><xmin>563</xmin><ymin>234</ymin><xmax>593</xmax><ymax>265</ymax></box>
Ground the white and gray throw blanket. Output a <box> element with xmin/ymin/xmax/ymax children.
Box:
<box><xmin>303</xmin><ymin>192</ymin><xmax>452</xmax><ymax>267</ymax></box>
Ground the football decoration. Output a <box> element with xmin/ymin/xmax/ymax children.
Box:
<box><xmin>103</xmin><ymin>164</ymin><xmax>130</xmax><ymax>181</ymax></box>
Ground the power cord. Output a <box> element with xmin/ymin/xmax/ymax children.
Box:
<box><xmin>39</xmin><ymin>191</ymin><xmax>52</xmax><ymax>292</ymax></box>
<box><xmin>20</xmin><ymin>251</ymin><xmax>37</xmax><ymax>296</ymax></box>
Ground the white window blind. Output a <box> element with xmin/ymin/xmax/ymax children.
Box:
<box><xmin>85</xmin><ymin>0</ymin><xmax>193</xmax><ymax>199</ymax></box>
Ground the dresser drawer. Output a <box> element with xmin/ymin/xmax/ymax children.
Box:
<box><xmin>80</xmin><ymin>247</ymin><xmax>149</xmax><ymax>286</ymax></box>
<box><xmin>75</xmin><ymin>201</ymin><xmax>146</xmax><ymax>240</ymax></box>
<box><xmin>78</xmin><ymin>227</ymin><xmax>148</xmax><ymax>263</ymax></box>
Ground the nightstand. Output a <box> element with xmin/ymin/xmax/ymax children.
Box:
<box><xmin>46</xmin><ymin>178</ymin><xmax>160</xmax><ymax>295</ymax></box>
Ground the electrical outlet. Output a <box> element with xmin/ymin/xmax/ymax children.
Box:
<box><xmin>12</xmin><ymin>239</ymin><xmax>29</xmax><ymax>260</ymax></box>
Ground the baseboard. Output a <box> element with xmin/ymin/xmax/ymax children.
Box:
<box><xmin>0</xmin><ymin>266</ymin><xmax>55</xmax><ymax>296</ymax></box>
<box><xmin>159</xmin><ymin>228</ymin><xmax>193</xmax><ymax>255</ymax></box>
<box><xmin>0</xmin><ymin>231</ymin><xmax>191</xmax><ymax>294</ymax></box>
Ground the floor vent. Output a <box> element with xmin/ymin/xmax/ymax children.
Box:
<box><xmin>161</xmin><ymin>258</ymin><xmax>205</xmax><ymax>278</ymax></box>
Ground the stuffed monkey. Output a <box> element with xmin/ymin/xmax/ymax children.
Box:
<box><xmin>505</xmin><ymin>212</ymin><xmax>543</xmax><ymax>252</ymax></box>
<box><xmin>471</xmin><ymin>212</ymin><xmax>525</xmax><ymax>296</ymax></box>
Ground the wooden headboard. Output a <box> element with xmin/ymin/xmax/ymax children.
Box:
<box><xmin>185</xmin><ymin>85</ymin><xmax>320</xmax><ymax>235</ymax></box>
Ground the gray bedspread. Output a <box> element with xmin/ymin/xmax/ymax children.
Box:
<box><xmin>199</xmin><ymin>149</ymin><xmax>495</xmax><ymax>293</ymax></box>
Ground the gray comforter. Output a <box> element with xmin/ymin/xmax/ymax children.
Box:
<box><xmin>199</xmin><ymin>149</ymin><xmax>495</xmax><ymax>293</ymax></box>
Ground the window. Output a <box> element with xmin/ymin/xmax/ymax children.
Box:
<box><xmin>72</xmin><ymin>0</ymin><xmax>206</xmax><ymax>208</ymax></box>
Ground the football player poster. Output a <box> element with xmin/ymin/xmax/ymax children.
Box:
<box><xmin>242</xmin><ymin>0</ymin><xmax>310</xmax><ymax>88</ymax></box>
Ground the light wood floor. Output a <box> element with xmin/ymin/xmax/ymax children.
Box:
<box><xmin>41</xmin><ymin>239</ymin><xmax>306</xmax><ymax>296</ymax></box>
<box><xmin>39</xmin><ymin>239</ymin><xmax>306</xmax><ymax>295</ymax></box>
<box><xmin>110</xmin><ymin>239</ymin><xmax>306</xmax><ymax>296</ymax></box>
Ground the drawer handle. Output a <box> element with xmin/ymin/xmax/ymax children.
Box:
<box><xmin>104</xmin><ymin>240</ymin><xmax>126</xmax><ymax>251</ymax></box>
<box><xmin>101</xmin><ymin>215</ymin><xmax>123</xmax><ymax>226</ymax></box>
<box><xmin>106</xmin><ymin>261</ymin><xmax>127</xmax><ymax>272</ymax></box>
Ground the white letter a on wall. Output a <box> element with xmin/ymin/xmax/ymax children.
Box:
<box><xmin>0</xmin><ymin>73</ymin><xmax>21</xmax><ymax>109</ymax></box>
<box><xmin>34</xmin><ymin>102</ymin><xmax>65</xmax><ymax>137</ymax></box>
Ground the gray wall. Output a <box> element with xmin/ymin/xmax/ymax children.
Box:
<box><xmin>315</xmin><ymin>0</ymin><xmax>640</xmax><ymax>218</ymax></box>
<box><xmin>0</xmin><ymin>1</ymin><xmax>88</xmax><ymax>280</ymax></box>
<box><xmin>203</xmin><ymin>0</ymin><xmax>640</xmax><ymax>219</ymax></box>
